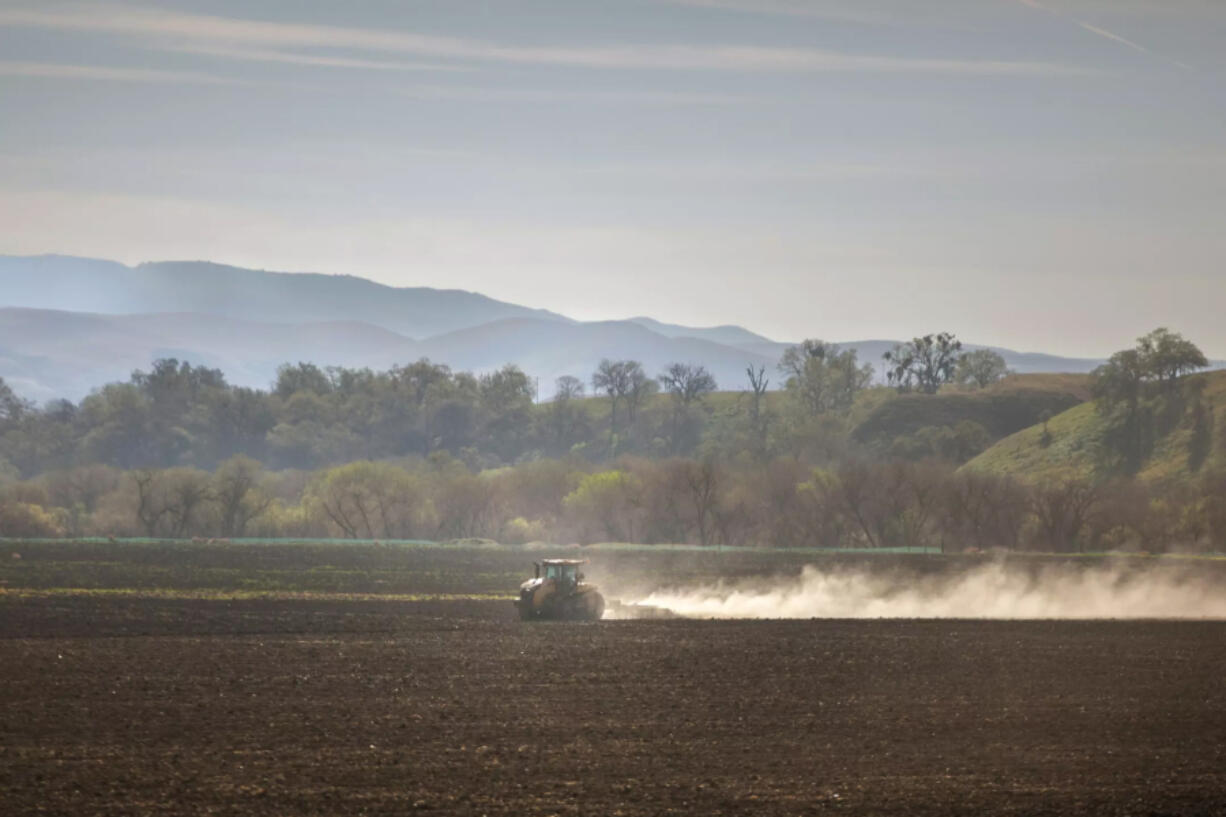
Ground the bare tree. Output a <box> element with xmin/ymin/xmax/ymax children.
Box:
<box><xmin>658</xmin><ymin>364</ymin><xmax>717</xmax><ymax>453</ymax></box>
<box><xmin>554</xmin><ymin>375</ymin><xmax>586</xmax><ymax>401</ymax></box>
<box><xmin>658</xmin><ymin>363</ymin><xmax>717</xmax><ymax>406</ymax></box>
<box><xmin>162</xmin><ymin>468</ymin><xmax>213</xmax><ymax>538</ymax></box>
<box><xmin>624</xmin><ymin>362</ymin><xmax>656</xmax><ymax>426</ymax></box>
<box><xmin>1029</xmin><ymin>479</ymin><xmax>1100</xmax><ymax>552</ymax></box>
<box><xmin>684</xmin><ymin>459</ymin><xmax>722</xmax><ymax>546</ymax></box>
<box><xmin>213</xmin><ymin>456</ymin><xmax>272</xmax><ymax>538</ymax></box>
<box><xmin>745</xmin><ymin>365</ymin><xmax>771</xmax><ymax>458</ymax></box>
<box><xmin>311</xmin><ymin>461</ymin><xmax>429</xmax><ymax>540</ymax></box>
<box><xmin>592</xmin><ymin>359</ymin><xmax>630</xmax><ymax>450</ymax></box>
<box><xmin>593</xmin><ymin>359</ymin><xmax>654</xmax><ymax>453</ymax></box>
<box><xmin>132</xmin><ymin>470</ymin><xmax>168</xmax><ymax>537</ymax></box>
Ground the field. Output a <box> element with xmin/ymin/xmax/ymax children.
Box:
<box><xmin>3</xmin><ymin>541</ymin><xmax>1226</xmax><ymax>816</ymax></box>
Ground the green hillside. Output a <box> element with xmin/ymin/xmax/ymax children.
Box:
<box><xmin>851</xmin><ymin>373</ymin><xmax>1090</xmax><ymax>452</ymax></box>
<box><xmin>963</xmin><ymin>370</ymin><xmax>1226</xmax><ymax>484</ymax></box>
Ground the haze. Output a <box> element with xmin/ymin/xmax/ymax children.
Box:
<box><xmin>1</xmin><ymin>0</ymin><xmax>1223</xmax><ymax>357</ymax></box>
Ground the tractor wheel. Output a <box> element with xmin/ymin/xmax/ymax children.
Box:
<box><xmin>585</xmin><ymin>592</ymin><xmax>605</xmax><ymax>621</ymax></box>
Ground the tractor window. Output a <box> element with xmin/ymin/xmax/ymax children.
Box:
<box><xmin>544</xmin><ymin>564</ymin><xmax>577</xmax><ymax>582</ymax></box>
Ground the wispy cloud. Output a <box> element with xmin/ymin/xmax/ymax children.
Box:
<box><xmin>663</xmin><ymin>0</ymin><xmax>902</xmax><ymax>25</ymax></box>
<box><xmin>172</xmin><ymin>44</ymin><xmax>471</xmax><ymax>74</ymax></box>
<box><xmin>0</xmin><ymin>60</ymin><xmax>248</xmax><ymax>85</ymax></box>
<box><xmin>392</xmin><ymin>85</ymin><xmax>750</xmax><ymax>105</ymax></box>
<box><xmin>1012</xmin><ymin>0</ymin><xmax>1195</xmax><ymax>70</ymax></box>
<box><xmin>0</xmin><ymin>2</ymin><xmax>1091</xmax><ymax>76</ymax></box>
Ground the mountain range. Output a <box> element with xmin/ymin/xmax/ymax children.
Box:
<box><xmin>1</xmin><ymin>254</ymin><xmax>1116</xmax><ymax>402</ymax></box>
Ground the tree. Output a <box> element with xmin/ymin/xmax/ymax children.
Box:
<box><xmin>624</xmin><ymin>362</ymin><xmax>657</xmax><ymax>427</ymax></box>
<box><xmin>1091</xmin><ymin>329</ymin><xmax>1209</xmax><ymax>475</ymax></box>
<box><xmin>390</xmin><ymin>359</ymin><xmax>453</xmax><ymax>406</ymax></box>
<box><xmin>308</xmin><ymin>461</ymin><xmax>429</xmax><ymax>540</ymax></box>
<box><xmin>129</xmin><ymin>467</ymin><xmax>212</xmax><ymax>537</ymax></box>
<box><xmin>592</xmin><ymin>359</ymin><xmax>629</xmax><ymax>448</ymax></box>
<box><xmin>161</xmin><ymin>468</ymin><xmax>213</xmax><ymax>538</ymax></box>
<box><xmin>274</xmin><ymin>362</ymin><xmax>333</xmax><ymax>398</ymax></box>
<box><xmin>554</xmin><ymin>375</ymin><xmax>586</xmax><ymax>401</ymax></box>
<box><xmin>1092</xmin><ymin>349</ymin><xmax>1150</xmax><ymax>474</ymax></box>
<box><xmin>884</xmin><ymin>333</ymin><xmax>963</xmax><ymax>394</ymax></box>
<box><xmin>563</xmin><ymin>470</ymin><xmax>644</xmax><ymax>543</ymax></box>
<box><xmin>658</xmin><ymin>364</ymin><xmax>717</xmax><ymax>406</ymax></box>
<box><xmin>746</xmin><ymin>365</ymin><xmax>769</xmax><ymax>423</ymax></box>
<box><xmin>592</xmin><ymin>359</ymin><xmax>653</xmax><ymax>453</ymax></box>
<box><xmin>940</xmin><ymin>471</ymin><xmax>1027</xmax><ymax>551</ymax></box>
<box><xmin>745</xmin><ymin>365</ymin><xmax>771</xmax><ymax>458</ymax></box>
<box><xmin>955</xmin><ymin>349</ymin><xmax>1010</xmax><ymax>389</ymax></box>
<box><xmin>132</xmin><ymin>470</ymin><xmax>168</xmax><ymax>536</ymax></box>
<box><xmin>0</xmin><ymin>500</ymin><xmax>64</xmax><ymax>538</ymax></box>
<box><xmin>779</xmin><ymin>340</ymin><xmax>872</xmax><ymax>413</ymax></box>
<box><xmin>1029</xmin><ymin>479</ymin><xmax>1100</xmax><ymax>552</ymax></box>
<box><xmin>213</xmin><ymin>455</ymin><xmax>272</xmax><ymax>537</ymax></box>
<box><xmin>683</xmin><ymin>459</ymin><xmax>722</xmax><ymax>546</ymax></box>
<box><xmin>478</xmin><ymin>364</ymin><xmax>534</xmax><ymax>416</ymax></box>
<box><xmin>432</xmin><ymin>470</ymin><xmax>499</xmax><ymax>540</ymax></box>
<box><xmin>1137</xmin><ymin>327</ymin><xmax>1208</xmax><ymax>391</ymax></box>
<box><xmin>658</xmin><ymin>364</ymin><xmax>717</xmax><ymax>454</ymax></box>
<box><xmin>477</xmin><ymin>364</ymin><xmax>535</xmax><ymax>462</ymax></box>
<box><xmin>0</xmin><ymin>376</ymin><xmax>32</xmax><ymax>426</ymax></box>
<box><xmin>546</xmin><ymin>376</ymin><xmax>589</xmax><ymax>455</ymax></box>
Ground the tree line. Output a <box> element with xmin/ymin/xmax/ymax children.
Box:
<box><xmin>2</xmin><ymin>453</ymin><xmax>1225</xmax><ymax>553</ymax></box>
<box><xmin>1</xmin><ymin>326</ymin><xmax>1219</xmax><ymax>550</ymax></box>
<box><xmin>0</xmin><ymin>334</ymin><xmax>1012</xmax><ymax>479</ymax></box>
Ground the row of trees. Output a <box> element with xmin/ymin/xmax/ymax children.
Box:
<box><xmin>1</xmin><ymin>332</ymin><xmax>989</xmax><ymax>478</ymax></box>
<box><xmin>0</xmin><ymin>358</ymin><xmax>727</xmax><ymax>477</ymax></box>
<box><xmin>3</xmin><ymin>454</ymin><xmax>1224</xmax><ymax>553</ymax></box>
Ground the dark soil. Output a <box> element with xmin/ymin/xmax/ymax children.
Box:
<box><xmin>3</xmin><ymin>596</ymin><xmax>1225</xmax><ymax>816</ymax></box>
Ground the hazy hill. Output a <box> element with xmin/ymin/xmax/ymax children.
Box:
<box><xmin>0</xmin><ymin>255</ymin><xmax>570</xmax><ymax>339</ymax></box>
<box><xmin>626</xmin><ymin>316</ymin><xmax>777</xmax><ymax>347</ymax></box>
<box><xmin>963</xmin><ymin>370</ymin><xmax>1226</xmax><ymax>484</ymax></box>
<box><xmin>0</xmin><ymin>308</ymin><xmax>778</xmax><ymax>401</ymax></box>
<box><xmin>0</xmin><ymin>308</ymin><xmax>421</xmax><ymax>402</ymax></box>
<box><xmin>0</xmin><ymin>253</ymin><xmax>1185</xmax><ymax>403</ymax></box>
<box><xmin>417</xmin><ymin>318</ymin><xmax>778</xmax><ymax>395</ymax></box>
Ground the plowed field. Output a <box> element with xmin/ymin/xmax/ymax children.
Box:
<box><xmin>4</xmin><ymin>592</ymin><xmax>1226</xmax><ymax>816</ymax></box>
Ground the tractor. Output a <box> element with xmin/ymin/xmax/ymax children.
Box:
<box><xmin>515</xmin><ymin>559</ymin><xmax>605</xmax><ymax>621</ymax></box>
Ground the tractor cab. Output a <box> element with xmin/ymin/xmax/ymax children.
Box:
<box><xmin>517</xmin><ymin>558</ymin><xmax>603</xmax><ymax>621</ymax></box>
<box><xmin>539</xmin><ymin>559</ymin><xmax>584</xmax><ymax>590</ymax></box>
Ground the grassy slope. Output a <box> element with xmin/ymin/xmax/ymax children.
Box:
<box><xmin>851</xmin><ymin>373</ymin><xmax>1091</xmax><ymax>448</ymax></box>
<box><xmin>964</xmin><ymin>370</ymin><xmax>1226</xmax><ymax>484</ymax></box>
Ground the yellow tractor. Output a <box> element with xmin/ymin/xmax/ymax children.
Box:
<box><xmin>515</xmin><ymin>559</ymin><xmax>605</xmax><ymax>621</ymax></box>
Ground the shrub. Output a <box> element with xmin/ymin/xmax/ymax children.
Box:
<box><xmin>0</xmin><ymin>501</ymin><xmax>66</xmax><ymax>538</ymax></box>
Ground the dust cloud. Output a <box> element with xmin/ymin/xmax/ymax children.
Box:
<box><xmin>625</xmin><ymin>561</ymin><xmax>1226</xmax><ymax>619</ymax></box>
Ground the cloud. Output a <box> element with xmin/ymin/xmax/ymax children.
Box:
<box><xmin>0</xmin><ymin>2</ymin><xmax>1092</xmax><ymax>76</ymax></box>
<box><xmin>1011</xmin><ymin>0</ymin><xmax>1195</xmax><ymax>70</ymax></box>
<box><xmin>171</xmin><ymin>44</ymin><xmax>471</xmax><ymax>73</ymax></box>
<box><xmin>391</xmin><ymin>85</ymin><xmax>750</xmax><ymax>105</ymax></box>
<box><xmin>662</xmin><ymin>0</ymin><xmax>904</xmax><ymax>25</ymax></box>
<box><xmin>0</xmin><ymin>60</ymin><xmax>249</xmax><ymax>85</ymax></box>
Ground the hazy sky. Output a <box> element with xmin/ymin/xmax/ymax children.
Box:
<box><xmin>1</xmin><ymin>1</ymin><xmax>1223</xmax><ymax>355</ymax></box>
